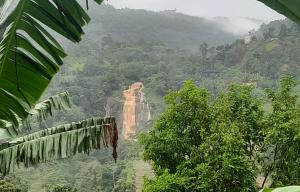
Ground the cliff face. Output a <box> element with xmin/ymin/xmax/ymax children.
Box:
<box><xmin>104</xmin><ymin>82</ymin><xmax>151</xmax><ymax>140</ymax></box>
<box><xmin>123</xmin><ymin>82</ymin><xmax>150</xmax><ymax>139</ymax></box>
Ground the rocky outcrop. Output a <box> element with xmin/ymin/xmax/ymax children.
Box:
<box><xmin>104</xmin><ymin>82</ymin><xmax>151</xmax><ymax>140</ymax></box>
<box><xmin>123</xmin><ymin>82</ymin><xmax>151</xmax><ymax>140</ymax></box>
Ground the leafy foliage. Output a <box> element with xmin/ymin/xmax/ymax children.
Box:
<box><xmin>142</xmin><ymin>170</ymin><xmax>186</xmax><ymax>192</ymax></box>
<box><xmin>36</xmin><ymin>14</ymin><xmax>300</xmax><ymax>191</ymax></box>
<box><xmin>260</xmin><ymin>186</ymin><xmax>300</xmax><ymax>192</ymax></box>
<box><xmin>0</xmin><ymin>174</ymin><xmax>28</xmax><ymax>192</ymax></box>
<box><xmin>260</xmin><ymin>76</ymin><xmax>300</xmax><ymax>188</ymax></box>
<box><xmin>113</xmin><ymin>161</ymin><xmax>135</xmax><ymax>192</ymax></box>
<box><xmin>141</xmin><ymin>76</ymin><xmax>300</xmax><ymax>191</ymax></box>
<box><xmin>4</xmin><ymin>92</ymin><xmax>72</xmax><ymax>138</ymax></box>
<box><xmin>0</xmin><ymin>0</ymin><xmax>124</xmax><ymax>190</ymax></box>
<box><xmin>140</xmin><ymin>80</ymin><xmax>261</xmax><ymax>192</ymax></box>
<box><xmin>0</xmin><ymin>0</ymin><xmax>103</xmax><ymax>129</ymax></box>
<box><xmin>46</xmin><ymin>182</ymin><xmax>77</xmax><ymax>192</ymax></box>
<box><xmin>0</xmin><ymin>180</ymin><xmax>21</xmax><ymax>192</ymax></box>
<box><xmin>0</xmin><ymin>1</ymin><xmax>298</xmax><ymax>190</ymax></box>
<box><xmin>0</xmin><ymin>0</ymin><xmax>120</xmax><ymax>181</ymax></box>
<box><xmin>0</xmin><ymin>117</ymin><xmax>117</xmax><ymax>176</ymax></box>
<box><xmin>57</xmin><ymin>22</ymin><xmax>300</xmax><ymax>124</ymax></box>
<box><xmin>30</xmin><ymin>92</ymin><xmax>71</xmax><ymax>123</ymax></box>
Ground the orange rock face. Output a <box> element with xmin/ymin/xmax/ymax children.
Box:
<box><xmin>123</xmin><ymin>82</ymin><xmax>150</xmax><ymax>139</ymax></box>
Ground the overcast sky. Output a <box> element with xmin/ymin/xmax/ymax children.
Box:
<box><xmin>108</xmin><ymin>0</ymin><xmax>285</xmax><ymax>22</ymax></box>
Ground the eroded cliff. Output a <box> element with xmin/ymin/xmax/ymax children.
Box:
<box><xmin>123</xmin><ymin>82</ymin><xmax>150</xmax><ymax>139</ymax></box>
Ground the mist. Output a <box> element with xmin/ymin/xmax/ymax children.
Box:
<box><xmin>106</xmin><ymin>0</ymin><xmax>286</xmax><ymax>35</ymax></box>
<box><xmin>108</xmin><ymin>0</ymin><xmax>285</xmax><ymax>22</ymax></box>
<box><xmin>211</xmin><ymin>17</ymin><xmax>265</xmax><ymax>35</ymax></box>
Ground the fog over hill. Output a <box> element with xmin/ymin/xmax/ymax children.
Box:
<box><xmin>79</xmin><ymin>4</ymin><xmax>265</xmax><ymax>50</ymax></box>
<box><xmin>211</xmin><ymin>17</ymin><xmax>264</xmax><ymax>35</ymax></box>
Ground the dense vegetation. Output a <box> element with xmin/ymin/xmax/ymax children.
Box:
<box><xmin>1</xmin><ymin>1</ymin><xmax>300</xmax><ymax>191</ymax></box>
<box><xmin>140</xmin><ymin>76</ymin><xmax>300</xmax><ymax>191</ymax></box>
<box><xmin>48</xmin><ymin>18</ymin><xmax>300</xmax><ymax>118</ymax></box>
<box><xmin>6</xmin><ymin>13</ymin><xmax>298</xmax><ymax>191</ymax></box>
<box><xmin>0</xmin><ymin>0</ymin><xmax>119</xmax><ymax>191</ymax></box>
<box><xmin>4</xmin><ymin>16</ymin><xmax>295</xmax><ymax>191</ymax></box>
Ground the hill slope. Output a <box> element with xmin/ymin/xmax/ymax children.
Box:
<box><xmin>81</xmin><ymin>5</ymin><xmax>242</xmax><ymax>50</ymax></box>
<box><xmin>12</xmin><ymin>11</ymin><xmax>300</xmax><ymax>192</ymax></box>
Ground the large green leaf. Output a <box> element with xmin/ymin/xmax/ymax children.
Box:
<box><xmin>0</xmin><ymin>0</ymin><xmax>103</xmax><ymax>127</ymax></box>
<box><xmin>0</xmin><ymin>117</ymin><xmax>118</xmax><ymax>176</ymax></box>
<box><xmin>260</xmin><ymin>186</ymin><xmax>300</xmax><ymax>192</ymax></box>
<box><xmin>258</xmin><ymin>0</ymin><xmax>300</xmax><ymax>25</ymax></box>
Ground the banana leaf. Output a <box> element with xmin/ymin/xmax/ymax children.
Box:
<box><xmin>0</xmin><ymin>0</ymin><xmax>103</xmax><ymax>128</ymax></box>
<box><xmin>258</xmin><ymin>0</ymin><xmax>300</xmax><ymax>25</ymax></box>
<box><xmin>28</xmin><ymin>92</ymin><xmax>71</xmax><ymax>123</ymax></box>
<box><xmin>3</xmin><ymin>92</ymin><xmax>72</xmax><ymax>137</ymax></box>
<box><xmin>0</xmin><ymin>116</ymin><xmax>118</xmax><ymax>176</ymax></box>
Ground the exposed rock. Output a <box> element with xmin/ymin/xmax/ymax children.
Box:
<box><xmin>123</xmin><ymin>82</ymin><xmax>150</xmax><ymax>140</ymax></box>
<box><xmin>104</xmin><ymin>82</ymin><xmax>151</xmax><ymax>140</ymax></box>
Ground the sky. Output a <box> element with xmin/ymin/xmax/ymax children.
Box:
<box><xmin>108</xmin><ymin>0</ymin><xmax>285</xmax><ymax>22</ymax></box>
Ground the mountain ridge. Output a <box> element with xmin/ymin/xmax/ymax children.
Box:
<box><xmin>81</xmin><ymin>4</ymin><xmax>244</xmax><ymax>50</ymax></box>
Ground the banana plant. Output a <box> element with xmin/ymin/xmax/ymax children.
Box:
<box><xmin>0</xmin><ymin>0</ymin><xmax>118</xmax><ymax>176</ymax></box>
<box><xmin>258</xmin><ymin>0</ymin><xmax>300</xmax><ymax>26</ymax></box>
<box><xmin>0</xmin><ymin>0</ymin><xmax>103</xmax><ymax>126</ymax></box>
<box><xmin>0</xmin><ymin>92</ymin><xmax>118</xmax><ymax>175</ymax></box>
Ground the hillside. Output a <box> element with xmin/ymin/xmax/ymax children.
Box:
<box><xmin>55</xmin><ymin>19</ymin><xmax>300</xmax><ymax>111</ymax></box>
<box><xmin>75</xmin><ymin>4</ymin><xmax>244</xmax><ymax>50</ymax></box>
<box><xmin>12</xmin><ymin>15</ymin><xmax>300</xmax><ymax>192</ymax></box>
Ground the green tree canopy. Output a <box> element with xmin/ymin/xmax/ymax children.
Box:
<box><xmin>140</xmin><ymin>80</ymin><xmax>263</xmax><ymax>191</ymax></box>
<box><xmin>141</xmin><ymin>76</ymin><xmax>300</xmax><ymax>191</ymax></box>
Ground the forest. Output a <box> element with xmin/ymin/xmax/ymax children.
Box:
<box><xmin>0</xmin><ymin>0</ymin><xmax>300</xmax><ymax>192</ymax></box>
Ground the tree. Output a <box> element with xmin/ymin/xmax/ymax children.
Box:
<box><xmin>0</xmin><ymin>180</ymin><xmax>22</xmax><ymax>192</ymax></box>
<box><xmin>263</xmin><ymin>27</ymin><xmax>275</xmax><ymax>40</ymax></box>
<box><xmin>259</xmin><ymin>0</ymin><xmax>300</xmax><ymax>191</ymax></box>
<box><xmin>261</xmin><ymin>76</ymin><xmax>300</xmax><ymax>188</ymax></box>
<box><xmin>278</xmin><ymin>24</ymin><xmax>288</xmax><ymax>38</ymax></box>
<box><xmin>113</xmin><ymin>161</ymin><xmax>135</xmax><ymax>192</ymax></box>
<box><xmin>47</xmin><ymin>182</ymin><xmax>77</xmax><ymax>192</ymax></box>
<box><xmin>141</xmin><ymin>77</ymin><xmax>300</xmax><ymax>191</ymax></box>
<box><xmin>0</xmin><ymin>175</ymin><xmax>28</xmax><ymax>192</ymax></box>
<box><xmin>0</xmin><ymin>0</ymin><xmax>118</xmax><ymax>176</ymax></box>
<box><xmin>140</xmin><ymin>80</ymin><xmax>211</xmax><ymax>174</ymax></box>
<box><xmin>74</xmin><ymin>160</ymin><xmax>103</xmax><ymax>192</ymax></box>
<box><xmin>140</xmin><ymin>80</ymin><xmax>260</xmax><ymax>192</ymax></box>
<box><xmin>142</xmin><ymin>170</ymin><xmax>186</xmax><ymax>192</ymax></box>
<box><xmin>200</xmin><ymin>42</ymin><xmax>208</xmax><ymax>59</ymax></box>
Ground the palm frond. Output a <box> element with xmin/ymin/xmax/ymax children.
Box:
<box><xmin>258</xmin><ymin>0</ymin><xmax>300</xmax><ymax>25</ymax></box>
<box><xmin>0</xmin><ymin>116</ymin><xmax>118</xmax><ymax>176</ymax></box>
<box><xmin>0</xmin><ymin>0</ymin><xmax>103</xmax><ymax>127</ymax></box>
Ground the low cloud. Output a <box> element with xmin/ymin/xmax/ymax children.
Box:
<box><xmin>108</xmin><ymin>0</ymin><xmax>285</xmax><ymax>22</ymax></box>
<box><xmin>211</xmin><ymin>17</ymin><xmax>265</xmax><ymax>35</ymax></box>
